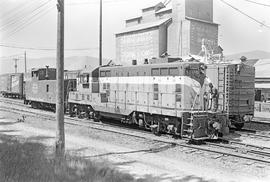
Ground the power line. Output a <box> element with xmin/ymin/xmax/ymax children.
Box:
<box><xmin>0</xmin><ymin>43</ymin><xmax>98</xmax><ymax>51</ymax></box>
<box><xmin>66</xmin><ymin>0</ymin><xmax>130</xmax><ymax>6</ymax></box>
<box><xmin>164</xmin><ymin>0</ymin><xmax>171</xmax><ymax>6</ymax></box>
<box><xmin>4</xmin><ymin>4</ymin><xmax>56</xmax><ymax>40</ymax></box>
<box><xmin>242</xmin><ymin>0</ymin><xmax>270</xmax><ymax>7</ymax></box>
<box><xmin>0</xmin><ymin>0</ymin><xmax>46</xmax><ymax>30</ymax></box>
<box><xmin>219</xmin><ymin>0</ymin><xmax>270</xmax><ymax>29</ymax></box>
<box><xmin>0</xmin><ymin>53</ymin><xmax>24</xmax><ymax>60</ymax></box>
<box><xmin>0</xmin><ymin>0</ymin><xmax>53</xmax><ymax>31</ymax></box>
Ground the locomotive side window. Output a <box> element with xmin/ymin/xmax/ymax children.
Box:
<box><xmin>175</xmin><ymin>84</ymin><xmax>181</xmax><ymax>93</ymax></box>
<box><xmin>153</xmin><ymin>84</ymin><xmax>159</xmax><ymax>100</ymax></box>
<box><xmin>105</xmin><ymin>71</ymin><xmax>111</xmax><ymax>77</ymax></box>
<box><xmin>46</xmin><ymin>84</ymin><xmax>49</xmax><ymax>92</ymax></box>
<box><xmin>151</xmin><ymin>68</ymin><xmax>159</xmax><ymax>76</ymax></box>
<box><xmin>153</xmin><ymin>84</ymin><xmax>159</xmax><ymax>92</ymax></box>
<box><xmin>169</xmin><ymin>67</ymin><xmax>178</xmax><ymax>76</ymax></box>
<box><xmin>160</xmin><ymin>68</ymin><xmax>168</xmax><ymax>76</ymax></box>
<box><xmin>100</xmin><ymin>71</ymin><xmax>106</xmax><ymax>77</ymax></box>
<box><xmin>175</xmin><ymin>84</ymin><xmax>182</xmax><ymax>102</ymax></box>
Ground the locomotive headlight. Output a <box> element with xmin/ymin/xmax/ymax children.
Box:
<box><xmin>243</xmin><ymin>115</ymin><xmax>253</xmax><ymax>122</ymax></box>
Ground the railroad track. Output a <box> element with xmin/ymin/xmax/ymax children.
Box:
<box><xmin>1</xmin><ymin>98</ymin><xmax>270</xmax><ymax>166</ymax></box>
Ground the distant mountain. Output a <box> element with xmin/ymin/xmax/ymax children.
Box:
<box><xmin>226</xmin><ymin>50</ymin><xmax>270</xmax><ymax>60</ymax></box>
<box><xmin>0</xmin><ymin>56</ymin><xmax>110</xmax><ymax>74</ymax></box>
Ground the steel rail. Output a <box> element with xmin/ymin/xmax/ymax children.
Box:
<box><xmin>1</xmin><ymin>103</ymin><xmax>270</xmax><ymax>164</ymax></box>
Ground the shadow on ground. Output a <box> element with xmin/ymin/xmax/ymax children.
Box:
<box><xmin>137</xmin><ymin>174</ymin><xmax>217</xmax><ymax>182</ymax></box>
<box><xmin>0</xmin><ymin>133</ymin><xmax>217</xmax><ymax>182</ymax></box>
<box><xmin>0</xmin><ymin>121</ymin><xmax>17</xmax><ymax>125</ymax></box>
<box><xmin>0</xmin><ymin>129</ymin><xmax>18</xmax><ymax>133</ymax></box>
<box><xmin>83</xmin><ymin>144</ymin><xmax>176</xmax><ymax>159</ymax></box>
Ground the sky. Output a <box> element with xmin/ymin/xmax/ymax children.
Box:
<box><xmin>0</xmin><ymin>0</ymin><xmax>270</xmax><ymax>62</ymax></box>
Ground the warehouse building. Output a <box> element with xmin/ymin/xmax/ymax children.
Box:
<box><xmin>115</xmin><ymin>0</ymin><xmax>219</xmax><ymax>65</ymax></box>
<box><xmin>252</xmin><ymin>59</ymin><xmax>270</xmax><ymax>102</ymax></box>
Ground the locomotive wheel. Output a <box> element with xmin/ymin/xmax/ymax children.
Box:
<box><xmin>234</xmin><ymin>123</ymin><xmax>244</xmax><ymax>130</ymax></box>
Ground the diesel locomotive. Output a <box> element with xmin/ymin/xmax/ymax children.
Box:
<box><xmin>68</xmin><ymin>58</ymin><xmax>229</xmax><ymax>140</ymax></box>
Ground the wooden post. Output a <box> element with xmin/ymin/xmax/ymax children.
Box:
<box><xmin>24</xmin><ymin>51</ymin><xmax>27</xmax><ymax>73</ymax></box>
<box><xmin>14</xmin><ymin>58</ymin><xmax>18</xmax><ymax>73</ymax></box>
<box><xmin>55</xmin><ymin>0</ymin><xmax>65</xmax><ymax>157</ymax></box>
<box><xmin>99</xmin><ymin>0</ymin><xmax>102</xmax><ymax>66</ymax></box>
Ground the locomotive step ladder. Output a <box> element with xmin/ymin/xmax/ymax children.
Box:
<box><xmin>181</xmin><ymin>112</ymin><xmax>208</xmax><ymax>139</ymax></box>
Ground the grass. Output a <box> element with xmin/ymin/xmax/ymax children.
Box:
<box><xmin>0</xmin><ymin>135</ymin><xmax>136</xmax><ymax>182</ymax></box>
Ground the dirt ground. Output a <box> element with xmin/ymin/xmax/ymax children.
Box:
<box><xmin>0</xmin><ymin>110</ymin><xmax>269</xmax><ymax>182</ymax></box>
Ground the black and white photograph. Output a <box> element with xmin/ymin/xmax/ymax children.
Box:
<box><xmin>0</xmin><ymin>0</ymin><xmax>270</xmax><ymax>181</ymax></box>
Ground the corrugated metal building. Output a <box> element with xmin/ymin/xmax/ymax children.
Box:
<box><xmin>253</xmin><ymin>59</ymin><xmax>270</xmax><ymax>101</ymax></box>
<box><xmin>115</xmin><ymin>0</ymin><xmax>219</xmax><ymax>65</ymax></box>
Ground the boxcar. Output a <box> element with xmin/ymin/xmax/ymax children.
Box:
<box><xmin>0</xmin><ymin>73</ymin><xmax>24</xmax><ymax>99</ymax></box>
<box><xmin>206</xmin><ymin>63</ymin><xmax>255</xmax><ymax>129</ymax></box>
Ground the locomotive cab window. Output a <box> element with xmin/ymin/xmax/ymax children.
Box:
<box><xmin>80</xmin><ymin>74</ymin><xmax>89</xmax><ymax>83</ymax></box>
<box><xmin>32</xmin><ymin>71</ymin><xmax>39</xmax><ymax>78</ymax></box>
<box><xmin>84</xmin><ymin>74</ymin><xmax>89</xmax><ymax>83</ymax></box>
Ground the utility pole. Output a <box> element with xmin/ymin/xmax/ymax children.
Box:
<box><xmin>55</xmin><ymin>0</ymin><xmax>65</xmax><ymax>157</ymax></box>
<box><xmin>99</xmin><ymin>0</ymin><xmax>102</xmax><ymax>66</ymax></box>
<box><xmin>13</xmin><ymin>58</ymin><xmax>19</xmax><ymax>73</ymax></box>
<box><xmin>24</xmin><ymin>51</ymin><xmax>27</xmax><ymax>73</ymax></box>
